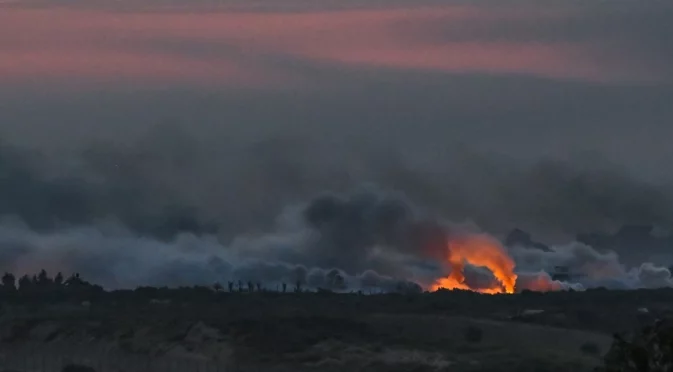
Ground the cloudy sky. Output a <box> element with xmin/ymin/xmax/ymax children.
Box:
<box><xmin>2</xmin><ymin>0</ymin><xmax>673</xmax><ymax>245</ymax></box>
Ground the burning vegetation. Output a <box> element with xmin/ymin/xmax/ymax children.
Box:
<box><xmin>431</xmin><ymin>234</ymin><xmax>518</xmax><ymax>294</ymax></box>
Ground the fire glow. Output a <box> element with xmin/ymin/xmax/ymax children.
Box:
<box><xmin>431</xmin><ymin>234</ymin><xmax>518</xmax><ymax>294</ymax></box>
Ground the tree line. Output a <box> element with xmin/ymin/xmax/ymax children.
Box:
<box><xmin>1</xmin><ymin>270</ymin><xmax>95</xmax><ymax>292</ymax></box>
<box><xmin>0</xmin><ymin>269</ymin><xmax>395</xmax><ymax>302</ymax></box>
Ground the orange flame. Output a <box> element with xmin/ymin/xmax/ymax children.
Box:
<box><xmin>431</xmin><ymin>234</ymin><xmax>517</xmax><ymax>294</ymax></box>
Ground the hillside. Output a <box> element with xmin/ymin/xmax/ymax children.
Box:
<box><xmin>1</xmin><ymin>287</ymin><xmax>669</xmax><ymax>371</ymax></box>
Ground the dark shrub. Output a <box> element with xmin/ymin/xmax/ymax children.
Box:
<box><xmin>601</xmin><ymin>318</ymin><xmax>673</xmax><ymax>371</ymax></box>
<box><xmin>580</xmin><ymin>341</ymin><xmax>601</xmax><ymax>355</ymax></box>
<box><xmin>61</xmin><ymin>364</ymin><xmax>96</xmax><ymax>372</ymax></box>
<box><xmin>464</xmin><ymin>325</ymin><xmax>483</xmax><ymax>343</ymax></box>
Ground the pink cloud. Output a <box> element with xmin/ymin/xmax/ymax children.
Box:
<box><xmin>0</xmin><ymin>48</ymin><xmax>277</xmax><ymax>87</ymax></box>
<box><xmin>0</xmin><ymin>5</ymin><xmax>662</xmax><ymax>89</ymax></box>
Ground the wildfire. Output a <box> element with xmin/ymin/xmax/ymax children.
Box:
<box><xmin>431</xmin><ymin>234</ymin><xmax>517</xmax><ymax>294</ymax></box>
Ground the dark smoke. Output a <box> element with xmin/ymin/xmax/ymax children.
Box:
<box><xmin>0</xmin><ymin>186</ymin><xmax>443</xmax><ymax>291</ymax></box>
<box><xmin>2</xmin><ymin>137</ymin><xmax>673</xmax><ymax>291</ymax></box>
<box><xmin>3</xmin><ymin>130</ymin><xmax>673</xmax><ymax>246</ymax></box>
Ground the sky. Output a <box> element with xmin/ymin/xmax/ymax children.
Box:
<box><xmin>1</xmin><ymin>0</ymin><xmax>673</xmax><ymax>289</ymax></box>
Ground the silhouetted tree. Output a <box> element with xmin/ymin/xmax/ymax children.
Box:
<box><xmin>247</xmin><ymin>281</ymin><xmax>254</xmax><ymax>293</ymax></box>
<box><xmin>256</xmin><ymin>282</ymin><xmax>262</xmax><ymax>292</ymax></box>
<box><xmin>2</xmin><ymin>272</ymin><xmax>16</xmax><ymax>291</ymax></box>
<box><xmin>37</xmin><ymin>269</ymin><xmax>52</xmax><ymax>287</ymax></box>
<box><xmin>295</xmin><ymin>280</ymin><xmax>302</xmax><ymax>293</ymax></box>
<box><xmin>282</xmin><ymin>282</ymin><xmax>287</xmax><ymax>293</ymax></box>
<box><xmin>213</xmin><ymin>282</ymin><xmax>223</xmax><ymax>292</ymax></box>
<box><xmin>54</xmin><ymin>272</ymin><xmax>64</xmax><ymax>286</ymax></box>
<box><xmin>61</xmin><ymin>363</ymin><xmax>96</xmax><ymax>372</ymax></box>
<box><xmin>65</xmin><ymin>273</ymin><xmax>84</xmax><ymax>288</ymax></box>
<box><xmin>237</xmin><ymin>280</ymin><xmax>243</xmax><ymax>293</ymax></box>
<box><xmin>18</xmin><ymin>274</ymin><xmax>31</xmax><ymax>292</ymax></box>
<box><xmin>228</xmin><ymin>281</ymin><xmax>234</xmax><ymax>292</ymax></box>
<box><xmin>601</xmin><ymin>317</ymin><xmax>673</xmax><ymax>371</ymax></box>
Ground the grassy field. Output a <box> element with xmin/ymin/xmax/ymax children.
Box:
<box><xmin>0</xmin><ymin>310</ymin><xmax>613</xmax><ymax>371</ymax></box>
<box><xmin>0</xmin><ymin>316</ymin><xmax>610</xmax><ymax>372</ymax></box>
<box><xmin>290</xmin><ymin>313</ymin><xmax>612</xmax><ymax>372</ymax></box>
<box><xmin>2</xmin><ymin>287</ymin><xmax>666</xmax><ymax>371</ymax></box>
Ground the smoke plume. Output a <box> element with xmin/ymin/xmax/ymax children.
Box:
<box><xmin>1</xmin><ymin>181</ymin><xmax>671</xmax><ymax>293</ymax></box>
<box><xmin>0</xmin><ymin>186</ymin><xmax>445</xmax><ymax>291</ymax></box>
<box><xmin>3</xmin><ymin>132</ymin><xmax>673</xmax><ymax>251</ymax></box>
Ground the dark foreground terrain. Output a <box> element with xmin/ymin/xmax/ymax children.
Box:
<box><xmin>1</xmin><ymin>285</ymin><xmax>671</xmax><ymax>371</ymax></box>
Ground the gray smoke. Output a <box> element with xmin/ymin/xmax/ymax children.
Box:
<box><xmin>4</xmin><ymin>136</ymin><xmax>673</xmax><ymax>292</ymax></box>
<box><xmin>634</xmin><ymin>263</ymin><xmax>673</xmax><ymax>289</ymax></box>
<box><xmin>517</xmin><ymin>271</ymin><xmax>585</xmax><ymax>292</ymax></box>
<box><xmin>0</xmin><ymin>187</ymin><xmax>443</xmax><ymax>291</ymax></box>
<box><xmin>1</xmin><ymin>184</ymin><xmax>670</xmax><ymax>293</ymax></box>
<box><xmin>511</xmin><ymin>242</ymin><xmax>673</xmax><ymax>291</ymax></box>
<box><xmin>462</xmin><ymin>265</ymin><xmax>499</xmax><ymax>291</ymax></box>
<box><xmin>3</xmin><ymin>131</ymin><xmax>673</xmax><ymax>248</ymax></box>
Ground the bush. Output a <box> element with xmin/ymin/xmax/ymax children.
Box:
<box><xmin>464</xmin><ymin>325</ymin><xmax>483</xmax><ymax>343</ymax></box>
<box><xmin>61</xmin><ymin>364</ymin><xmax>96</xmax><ymax>372</ymax></box>
<box><xmin>580</xmin><ymin>341</ymin><xmax>601</xmax><ymax>355</ymax></box>
<box><xmin>600</xmin><ymin>318</ymin><xmax>673</xmax><ymax>371</ymax></box>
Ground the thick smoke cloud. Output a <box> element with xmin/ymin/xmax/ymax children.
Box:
<box><xmin>515</xmin><ymin>271</ymin><xmax>580</xmax><ymax>292</ymax></box>
<box><xmin>3</xmin><ymin>135</ymin><xmax>673</xmax><ymax>255</ymax></box>
<box><xmin>511</xmin><ymin>242</ymin><xmax>673</xmax><ymax>291</ymax></box>
<box><xmin>462</xmin><ymin>265</ymin><xmax>499</xmax><ymax>291</ymax></box>
<box><xmin>637</xmin><ymin>263</ymin><xmax>673</xmax><ymax>289</ymax></box>
<box><xmin>4</xmin><ymin>135</ymin><xmax>673</xmax><ymax>292</ymax></box>
<box><xmin>0</xmin><ymin>187</ymin><xmax>443</xmax><ymax>291</ymax></box>
<box><xmin>1</xmin><ymin>178</ymin><xmax>671</xmax><ymax>293</ymax></box>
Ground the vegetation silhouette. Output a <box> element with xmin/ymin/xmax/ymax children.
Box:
<box><xmin>6</xmin><ymin>270</ymin><xmax>673</xmax><ymax>372</ymax></box>
<box><xmin>61</xmin><ymin>364</ymin><xmax>96</xmax><ymax>372</ymax></box>
<box><xmin>3</xmin><ymin>269</ymin><xmax>673</xmax><ymax>372</ymax></box>
<box><xmin>1</xmin><ymin>270</ymin><xmax>103</xmax><ymax>303</ymax></box>
<box><xmin>600</xmin><ymin>318</ymin><xmax>673</xmax><ymax>371</ymax></box>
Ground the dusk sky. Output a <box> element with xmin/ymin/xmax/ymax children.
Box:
<box><xmin>3</xmin><ymin>1</ymin><xmax>672</xmax><ymax>158</ymax></box>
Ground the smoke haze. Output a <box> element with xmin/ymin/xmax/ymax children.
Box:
<box><xmin>1</xmin><ymin>0</ymin><xmax>673</xmax><ymax>292</ymax></box>
<box><xmin>0</xmin><ymin>182</ymin><xmax>671</xmax><ymax>292</ymax></box>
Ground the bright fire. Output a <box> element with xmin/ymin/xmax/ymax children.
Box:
<box><xmin>431</xmin><ymin>234</ymin><xmax>517</xmax><ymax>294</ymax></box>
